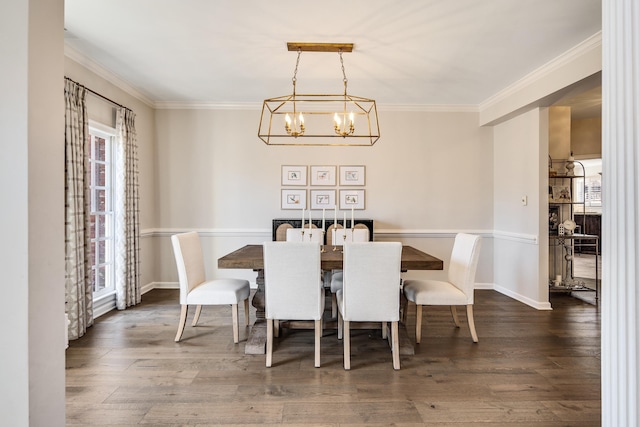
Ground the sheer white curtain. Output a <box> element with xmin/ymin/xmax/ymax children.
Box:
<box><xmin>64</xmin><ymin>78</ymin><xmax>93</xmax><ymax>339</ymax></box>
<box><xmin>114</xmin><ymin>107</ymin><xmax>141</xmax><ymax>309</ymax></box>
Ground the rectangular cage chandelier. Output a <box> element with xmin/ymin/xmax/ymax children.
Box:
<box><xmin>258</xmin><ymin>42</ymin><xmax>380</xmax><ymax>146</ymax></box>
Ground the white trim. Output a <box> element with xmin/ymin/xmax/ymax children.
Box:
<box><xmin>492</xmin><ymin>230</ymin><xmax>539</xmax><ymax>244</ymax></box>
<box><xmin>140</xmin><ymin>228</ymin><xmax>271</xmax><ymax>238</ymax></box>
<box><xmin>474</xmin><ymin>282</ymin><xmax>495</xmax><ymax>290</ymax></box>
<box><xmin>154</xmin><ymin>101</ymin><xmax>480</xmax><ymax>112</ymax></box>
<box><xmin>493</xmin><ymin>283</ymin><xmax>552</xmax><ymax>310</ymax></box>
<box><xmin>480</xmin><ymin>32</ymin><xmax>602</xmax><ymax>112</ymax></box>
<box><xmin>64</xmin><ymin>44</ymin><xmax>155</xmax><ymax>108</ymax></box>
<box><xmin>93</xmin><ymin>292</ymin><xmax>116</xmax><ymax>318</ymax></box>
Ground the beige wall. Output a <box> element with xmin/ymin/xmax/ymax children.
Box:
<box><xmin>153</xmin><ymin>108</ymin><xmax>495</xmax><ymax>285</ymax></box>
<box><xmin>572</xmin><ymin>117</ymin><xmax>602</xmax><ymax>158</ymax></box>
<box><xmin>492</xmin><ymin>108</ymin><xmax>550</xmax><ymax>308</ymax></box>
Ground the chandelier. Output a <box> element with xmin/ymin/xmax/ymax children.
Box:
<box><xmin>258</xmin><ymin>42</ymin><xmax>380</xmax><ymax>146</ymax></box>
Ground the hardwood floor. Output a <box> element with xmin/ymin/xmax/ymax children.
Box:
<box><xmin>66</xmin><ymin>289</ymin><xmax>601</xmax><ymax>426</ymax></box>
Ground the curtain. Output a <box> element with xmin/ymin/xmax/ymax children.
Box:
<box><xmin>114</xmin><ymin>107</ymin><xmax>141</xmax><ymax>309</ymax></box>
<box><xmin>64</xmin><ymin>78</ymin><xmax>93</xmax><ymax>340</ymax></box>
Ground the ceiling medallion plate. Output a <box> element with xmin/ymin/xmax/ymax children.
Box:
<box><xmin>286</xmin><ymin>42</ymin><xmax>354</xmax><ymax>53</ymax></box>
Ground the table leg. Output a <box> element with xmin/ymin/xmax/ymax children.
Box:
<box><xmin>245</xmin><ymin>269</ymin><xmax>267</xmax><ymax>354</ymax></box>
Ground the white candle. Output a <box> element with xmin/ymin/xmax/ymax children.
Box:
<box><xmin>322</xmin><ymin>208</ymin><xmax>325</xmax><ymax>231</ymax></box>
<box><xmin>301</xmin><ymin>208</ymin><xmax>305</xmax><ymax>229</ymax></box>
<box><xmin>343</xmin><ymin>212</ymin><xmax>346</xmax><ymax>229</ymax></box>
<box><xmin>334</xmin><ymin>206</ymin><xmax>337</xmax><ymax>227</ymax></box>
<box><xmin>309</xmin><ymin>209</ymin><xmax>312</xmax><ymax>230</ymax></box>
<box><xmin>351</xmin><ymin>207</ymin><xmax>354</xmax><ymax>229</ymax></box>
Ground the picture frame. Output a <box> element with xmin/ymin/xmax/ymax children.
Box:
<box><xmin>281</xmin><ymin>165</ymin><xmax>307</xmax><ymax>186</ymax></box>
<box><xmin>339</xmin><ymin>165</ymin><xmax>366</xmax><ymax>186</ymax></box>
<box><xmin>310</xmin><ymin>189</ymin><xmax>336</xmax><ymax>210</ymax></box>
<box><xmin>339</xmin><ymin>189</ymin><xmax>365</xmax><ymax>210</ymax></box>
<box><xmin>281</xmin><ymin>189</ymin><xmax>307</xmax><ymax>210</ymax></box>
<box><xmin>549</xmin><ymin>205</ymin><xmax>560</xmax><ymax>235</ymax></box>
<box><xmin>551</xmin><ymin>185</ymin><xmax>571</xmax><ymax>202</ymax></box>
<box><xmin>310</xmin><ymin>165</ymin><xmax>337</xmax><ymax>186</ymax></box>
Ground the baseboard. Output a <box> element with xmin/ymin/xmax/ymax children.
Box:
<box><xmin>493</xmin><ymin>284</ymin><xmax>553</xmax><ymax>310</ymax></box>
<box><xmin>143</xmin><ymin>282</ymin><xmax>178</xmax><ymax>294</ymax></box>
<box><xmin>474</xmin><ymin>282</ymin><xmax>495</xmax><ymax>290</ymax></box>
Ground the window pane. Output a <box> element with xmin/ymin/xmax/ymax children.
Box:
<box><xmin>97</xmin><ymin>240</ymin><xmax>106</xmax><ymax>264</ymax></box>
<box><xmin>96</xmin><ymin>189</ymin><xmax>106</xmax><ymax>212</ymax></box>
<box><xmin>95</xmin><ymin>162</ymin><xmax>106</xmax><ymax>187</ymax></box>
<box><xmin>94</xmin><ymin>266</ymin><xmax>106</xmax><ymax>292</ymax></box>
<box><xmin>89</xmin><ymin>214</ymin><xmax>96</xmax><ymax>239</ymax></box>
<box><xmin>95</xmin><ymin>136</ymin><xmax>106</xmax><ymax>161</ymax></box>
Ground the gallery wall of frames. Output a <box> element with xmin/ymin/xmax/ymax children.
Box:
<box><xmin>281</xmin><ymin>165</ymin><xmax>366</xmax><ymax>211</ymax></box>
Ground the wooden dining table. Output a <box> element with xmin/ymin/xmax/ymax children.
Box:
<box><xmin>218</xmin><ymin>244</ymin><xmax>443</xmax><ymax>354</ymax></box>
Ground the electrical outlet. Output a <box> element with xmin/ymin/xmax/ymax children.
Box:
<box><xmin>521</xmin><ymin>195</ymin><xmax>528</xmax><ymax>206</ymax></box>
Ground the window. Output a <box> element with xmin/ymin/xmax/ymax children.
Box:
<box><xmin>88</xmin><ymin>123</ymin><xmax>116</xmax><ymax>298</ymax></box>
<box><xmin>574</xmin><ymin>158</ymin><xmax>602</xmax><ymax>213</ymax></box>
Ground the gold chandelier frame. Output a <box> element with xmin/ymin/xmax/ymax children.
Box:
<box><xmin>258</xmin><ymin>42</ymin><xmax>380</xmax><ymax>146</ymax></box>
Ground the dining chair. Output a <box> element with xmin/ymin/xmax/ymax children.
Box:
<box><xmin>171</xmin><ymin>232</ymin><xmax>251</xmax><ymax>343</ymax></box>
<box><xmin>329</xmin><ymin>227</ymin><xmax>370</xmax><ymax>317</ymax></box>
<box><xmin>403</xmin><ymin>233</ymin><xmax>481</xmax><ymax>344</ymax></box>
<box><xmin>336</xmin><ymin>242</ymin><xmax>402</xmax><ymax>370</ymax></box>
<box><xmin>285</xmin><ymin>227</ymin><xmax>324</xmax><ymax>243</ymax></box>
<box><xmin>263</xmin><ymin>241</ymin><xmax>325</xmax><ymax>368</ymax></box>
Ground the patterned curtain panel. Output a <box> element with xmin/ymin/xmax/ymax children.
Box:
<box><xmin>64</xmin><ymin>78</ymin><xmax>93</xmax><ymax>340</ymax></box>
<box><xmin>115</xmin><ymin>107</ymin><xmax>141</xmax><ymax>310</ymax></box>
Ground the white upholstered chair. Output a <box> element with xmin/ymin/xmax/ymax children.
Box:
<box><xmin>263</xmin><ymin>241</ymin><xmax>325</xmax><ymax>368</ymax></box>
<box><xmin>403</xmin><ymin>233</ymin><xmax>481</xmax><ymax>344</ymax></box>
<box><xmin>329</xmin><ymin>227</ymin><xmax>370</xmax><ymax>317</ymax></box>
<box><xmin>336</xmin><ymin>242</ymin><xmax>402</xmax><ymax>370</ymax></box>
<box><xmin>171</xmin><ymin>232</ymin><xmax>250</xmax><ymax>343</ymax></box>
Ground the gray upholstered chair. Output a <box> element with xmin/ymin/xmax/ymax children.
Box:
<box><xmin>263</xmin><ymin>241</ymin><xmax>325</xmax><ymax>367</ymax></box>
<box><xmin>403</xmin><ymin>233</ymin><xmax>481</xmax><ymax>344</ymax></box>
<box><xmin>171</xmin><ymin>232</ymin><xmax>251</xmax><ymax>343</ymax></box>
<box><xmin>336</xmin><ymin>242</ymin><xmax>402</xmax><ymax>370</ymax></box>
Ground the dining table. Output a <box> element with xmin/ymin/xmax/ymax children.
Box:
<box><xmin>218</xmin><ymin>244</ymin><xmax>444</xmax><ymax>354</ymax></box>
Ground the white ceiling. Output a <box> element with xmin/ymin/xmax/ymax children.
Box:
<box><xmin>63</xmin><ymin>0</ymin><xmax>602</xmax><ymax>109</ymax></box>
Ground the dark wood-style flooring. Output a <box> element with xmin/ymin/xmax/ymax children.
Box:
<box><xmin>66</xmin><ymin>289</ymin><xmax>601</xmax><ymax>426</ymax></box>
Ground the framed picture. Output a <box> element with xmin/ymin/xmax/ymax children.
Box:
<box><xmin>339</xmin><ymin>189</ymin><xmax>365</xmax><ymax>210</ymax></box>
<box><xmin>281</xmin><ymin>189</ymin><xmax>307</xmax><ymax>209</ymax></box>
<box><xmin>281</xmin><ymin>165</ymin><xmax>307</xmax><ymax>186</ymax></box>
<box><xmin>310</xmin><ymin>165</ymin><xmax>337</xmax><ymax>186</ymax></box>
<box><xmin>549</xmin><ymin>205</ymin><xmax>560</xmax><ymax>235</ymax></box>
<box><xmin>339</xmin><ymin>165</ymin><xmax>366</xmax><ymax>186</ymax></box>
<box><xmin>551</xmin><ymin>185</ymin><xmax>571</xmax><ymax>202</ymax></box>
<box><xmin>310</xmin><ymin>189</ymin><xmax>336</xmax><ymax>210</ymax></box>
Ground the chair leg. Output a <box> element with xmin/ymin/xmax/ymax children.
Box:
<box><xmin>266</xmin><ymin>319</ymin><xmax>273</xmax><ymax>367</ymax></box>
<box><xmin>331</xmin><ymin>294</ymin><xmax>337</xmax><ymax>318</ymax></box>
<box><xmin>343</xmin><ymin>320</ymin><xmax>351</xmax><ymax>370</ymax></box>
<box><xmin>314</xmin><ymin>319</ymin><xmax>322</xmax><ymax>368</ymax></box>
<box><xmin>274</xmin><ymin>319</ymin><xmax>280</xmax><ymax>338</ymax></box>
<box><xmin>415</xmin><ymin>304</ymin><xmax>423</xmax><ymax>344</ymax></box>
<box><xmin>337</xmin><ymin>311</ymin><xmax>343</xmax><ymax>340</ymax></box>
<box><xmin>231</xmin><ymin>303</ymin><xmax>239</xmax><ymax>344</ymax></box>
<box><xmin>381</xmin><ymin>322</ymin><xmax>388</xmax><ymax>339</ymax></box>
<box><xmin>391</xmin><ymin>321</ymin><xmax>400</xmax><ymax>370</ymax></box>
<box><xmin>450</xmin><ymin>305</ymin><xmax>460</xmax><ymax>327</ymax></box>
<box><xmin>467</xmin><ymin>304</ymin><xmax>478</xmax><ymax>343</ymax></box>
<box><xmin>244</xmin><ymin>299</ymin><xmax>250</xmax><ymax>326</ymax></box>
<box><xmin>191</xmin><ymin>305</ymin><xmax>203</xmax><ymax>326</ymax></box>
<box><xmin>175</xmin><ymin>305</ymin><xmax>188</xmax><ymax>342</ymax></box>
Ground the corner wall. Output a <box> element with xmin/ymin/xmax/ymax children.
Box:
<box><xmin>492</xmin><ymin>108</ymin><xmax>550</xmax><ymax>309</ymax></box>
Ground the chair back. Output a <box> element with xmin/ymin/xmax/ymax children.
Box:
<box><xmin>332</xmin><ymin>227</ymin><xmax>369</xmax><ymax>245</ymax></box>
<box><xmin>171</xmin><ymin>232</ymin><xmax>206</xmax><ymax>304</ymax></box>
<box><xmin>342</xmin><ymin>242</ymin><xmax>402</xmax><ymax>322</ymax></box>
<box><xmin>286</xmin><ymin>227</ymin><xmax>324</xmax><ymax>243</ymax></box>
<box><xmin>447</xmin><ymin>233</ymin><xmax>481</xmax><ymax>303</ymax></box>
<box><xmin>263</xmin><ymin>241</ymin><xmax>324</xmax><ymax>320</ymax></box>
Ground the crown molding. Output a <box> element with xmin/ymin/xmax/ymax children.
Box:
<box><xmin>153</xmin><ymin>101</ymin><xmax>262</xmax><ymax>110</ymax></box>
<box><xmin>64</xmin><ymin>43</ymin><xmax>156</xmax><ymax>108</ymax></box>
<box><xmin>479</xmin><ymin>32</ymin><xmax>602</xmax><ymax>112</ymax></box>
